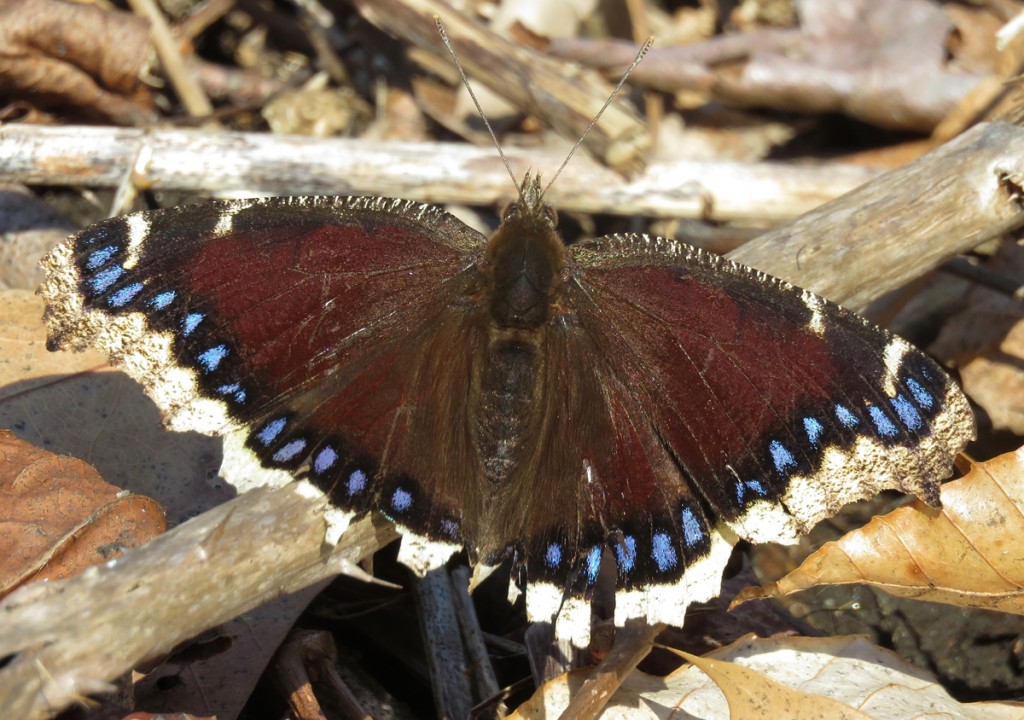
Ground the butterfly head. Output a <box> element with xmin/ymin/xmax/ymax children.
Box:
<box><xmin>499</xmin><ymin>172</ymin><xmax>558</xmax><ymax>231</ymax></box>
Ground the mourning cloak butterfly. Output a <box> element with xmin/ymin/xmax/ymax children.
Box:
<box><xmin>40</xmin><ymin>172</ymin><xmax>974</xmax><ymax>645</ymax></box>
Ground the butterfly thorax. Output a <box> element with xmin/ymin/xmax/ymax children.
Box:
<box><xmin>484</xmin><ymin>174</ymin><xmax>564</xmax><ymax>331</ymax></box>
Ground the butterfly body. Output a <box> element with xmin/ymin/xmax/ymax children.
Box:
<box><xmin>41</xmin><ymin>183</ymin><xmax>974</xmax><ymax>637</ymax></box>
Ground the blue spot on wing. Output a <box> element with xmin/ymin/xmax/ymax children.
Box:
<box><xmin>273</xmin><ymin>438</ymin><xmax>307</xmax><ymax>463</ymax></box>
<box><xmin>391</xmin><ymin>487</ymin><xmax>413</xmax><ymax>512</ymax></box>
<box><xmin>313</xmin><ymin>446</ymin><xmax>338</xmax><ymax>474</ymax></box>
<box><xmin>835</xmin><ymin>404</ymin><xmax>859</xmax><ymax>428</ymax></box>
<box><xmin>196</xmin><ymin>344</ymin><xmax>229</xmax><ymax>372</ymax></box>
<box><xmin>86</xmin><ymin>245</ymin><xmax>119</xmax><ymax>270</ymax></box>
<box><xmin>89</xmin><ymin>265</ymin><xmax>124</xmax><ymax>294</ymax></box>
<box><xmin>681</xmin><ymin>506</ymin><xmax>706</xmax><ymax>548</ymax></box>
<box><xmin>868</xmin><ymin>405</ymin><xmax>899</xmax><ymax>438</ymax></box>
<box><xmin>545</xmin><ymin>542</ymin><xmax>562</xmax><ymax>569</ymax></box>
<box><xmin>149</xmin><ymin>290</ymin><xmax>176</xmax><ymax>310</ymax></box>
<box><xmin>736</xmin><ymin>478</ymin><xmax>767</xmax><ymax>504</ymax></box>
<box><xmin>769</xmin><ymin>440</ymin><xmax>797</xmax><ymax>474</ymax></box>
<box><xmin>585</xmin><ymin>545</ymin><xmax>602</xmax><ymax>584</ymax></box>
<box><xmin>108</xmin><ymin>282</ymin><xmax>143</xmax><ymax>307</ymax></box>
<box><xmin>216</xmin><ymin>383</ymin><xmax>246</xmax><ymax>404</ymax></box>
<box><xmin>906</xmin><ymin>377</ymin><xmax>934</xmax><ymax>409</ymax></box>
<box><xmin>650</xmin><ymin>532</ymin><xmax>678</xmax><ymax>572</ymax></box>
<box><xmin>803</xmin><ymin>417</ymin><xmax>824</xmax><ymax>446</ymax></box>
<box><xmin>890</xmin><ymin>394</ymin><xmax>923</xmax><ymax>430</ymax></box>
<box><xmin>615</xmin><ymin>535</ymin><xmax>637</xmax><ymax>574</ymax></box>
<box><xmin>182</xmin><ymin>312</ymin><xmax>205</xmax><ymax>336</ymax></box>
<box><xmin>256</xmin><ymin>417</ymin><xmax>287</xmax><ymax>446</ymax></box>
<box><xmin>347</xmin><ymin>469</ymin><xmax>367</xmax><ymax>495</ymax></box>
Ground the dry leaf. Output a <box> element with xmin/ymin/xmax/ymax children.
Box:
<box><xmin>261</xmin><ymin>80</ymin><xmax>370</xmax><ymax>138</ymax></box>
<box><xmin>511</xmin><ymin>634</ymin><xmax>1024</xmax><ymax>719</ymax></box>
<box><xmin>0</xmin><ymin>0</ymin><xmax>155</xmax><ymax>124</ymax></box>
<box><xmin>735</xmin><ymin>446</ymin><xmax>1024</xmax><ymax>614</ymax></box>
<box><xmin>0</xmin><ymin>290</ymin><xmax>233</xmax><ymax>523</ymax></box>
<box><xmin>0</xmin><ymin>430</ymin><xmax>166</xmax><ymax>598</ymax></box>
<box><xmin>676</xmin><ymin>648</ymin><xmax>871</xmax><ymax>720</ymax></box>
<box><xmin>491</xmin><ymin>0</ymin><xmax>598</xmax><ymax>41</ymax></box>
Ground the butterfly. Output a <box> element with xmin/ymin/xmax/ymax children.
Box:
<box><xmin>40</xmin><ymin>170</ymin><xmax>975</xmax><ymax>645</ymax></box>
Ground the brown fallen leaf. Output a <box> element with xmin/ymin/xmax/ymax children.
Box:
<box><xmin>0</xmin><ymin>290</ymin><xmax>231</xmax><ymax>524</ymax></box>
<box><xmin>0</xmin><ymin>0</ymin><xmax>156</xmax><ymax>124</ymax></box>
<box><xmin>734</xmin><ymin>446</ymin><xmax>1024</xmax><ymax>615</ymax></box>
<box><xmin>510</xmin><ymin>634</ymin><xmax>1024</xmax><ymax>719</ymax></box>
<box><xmin>0</xmin><ymin>430</ymin><xmax>166</xmax><ymax>599</ymax></box>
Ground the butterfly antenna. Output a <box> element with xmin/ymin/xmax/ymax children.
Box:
<box><xmin>542</xmin><ymin>37</ymin><xmax>653</xmax><ymax>197</ymax></box>
<box><xmin>435</xmin><ymin>17</ymin><xmax>526</xmax><ymax>203</ymax></box>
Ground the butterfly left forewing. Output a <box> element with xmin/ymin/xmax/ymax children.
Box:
<box><xmin>41</xmin><ymin>196</ymin><xmax>494</xmax><ymax>561</ymax></box>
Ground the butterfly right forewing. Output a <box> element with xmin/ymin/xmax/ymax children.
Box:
<box><xmin>504</xmin><ymin>230</ymin><xmax>973</xmax><ymax>632</ymax></box>
<box><xmin>564</xmin><ymin>232</ymin><xmax>972</xmax><ymax>534</ymax></box>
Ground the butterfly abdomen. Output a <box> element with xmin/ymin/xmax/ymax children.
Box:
<box><xmin>475</xmin><ymin>340</ymin><xmax>537</xmax><ymax>487</ymax></box>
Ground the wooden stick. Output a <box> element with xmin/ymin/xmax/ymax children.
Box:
<box><xmin>0</xmin><ymin>485</ymin><xmax>398</xmax><ymax>720</ymax></box>
<box><xmin>0</xmin><ymin>124</ymin><xmax>875</xmax><ymax>221</ymax></box>
<box><xmin>124</xmin><ymin>0</ymin><xmax>215</xmax><ymax>119</ymax></box>
<box><xmin>413</xmin><ymin>569</ymin><xmax>475</xmax><ymax>718</ymax></box>
<box><xmin>730</xmin><ymin>121</ymin><xmax>1024</xmax><ymax>311</ymax></box>
<box><xmin>556</xmin><ymin>621</ymin><xmax>663</xmax><ymax>720</ymax></box>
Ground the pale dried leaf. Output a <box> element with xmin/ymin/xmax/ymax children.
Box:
<box><xmin>676</xmin><ymin>648</ymin><xmax>871</xmax><ymax>720</ymax></box>
<box><xmin>492</xmin><ymin>0</ymin><xmax>599</xmax><ymax>39</ymax></box>
<box><xmin>736</xmin><ymin>447</ymin><xmax>1024</xmax><ymax>614</ymax></box>
<box><xmin>511</xmin><ymin>635</ymin><xmax>1024</xmax><ymax>719</ymax></box>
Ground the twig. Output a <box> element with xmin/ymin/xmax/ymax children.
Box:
<box><xmin>5</xmin><ymin>122</ymin><xmax>1024</xmax><ymax>311</ymax></box>
<box><xmin>125</xmin><ymin>0</ymin><xmax>215</xmax><ymax>119</ymax></box>
<box><xmin>0</xmin><ymin>485</ymin><xmax>398</xmax><ymax>720</ymax></box>
<box><xmin>413</xmin><ymin>568</ymin><xmax>475</xmax><ymax>719</ymax></box>
<box><xmin>556</xmin><ymin>621</ymin><xmax>663</xmax><ymax>720</ymax></box>
<box><xmin>730</xmin><ymin>121</ymin><xmax>1024</xmax><ymax>310</ymax></box>
<box><xmin>0</xmin><ymin>123</ymin><xmax>877</xmax><ymax>221</ymax></box>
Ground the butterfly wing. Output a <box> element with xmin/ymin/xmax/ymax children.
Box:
<box><xmin>41</xmin><ymin>196</ymin><xmax>493</xmax><ymax>557</ymax></box>
<box><xmin>517</xmin><ymin>233</ymin><xmax>974</xmax><ymax>630</ymax></box>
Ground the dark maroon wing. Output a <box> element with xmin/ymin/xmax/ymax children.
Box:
<box><xmin>42</xmin><ymin>196</ymin><xmax>491</xmax><ymax>546</ymax></box>
<box><xmin>517</xmin><ymin>233</ymin><xmax>973</xmax><ymax>627</ymax></box>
